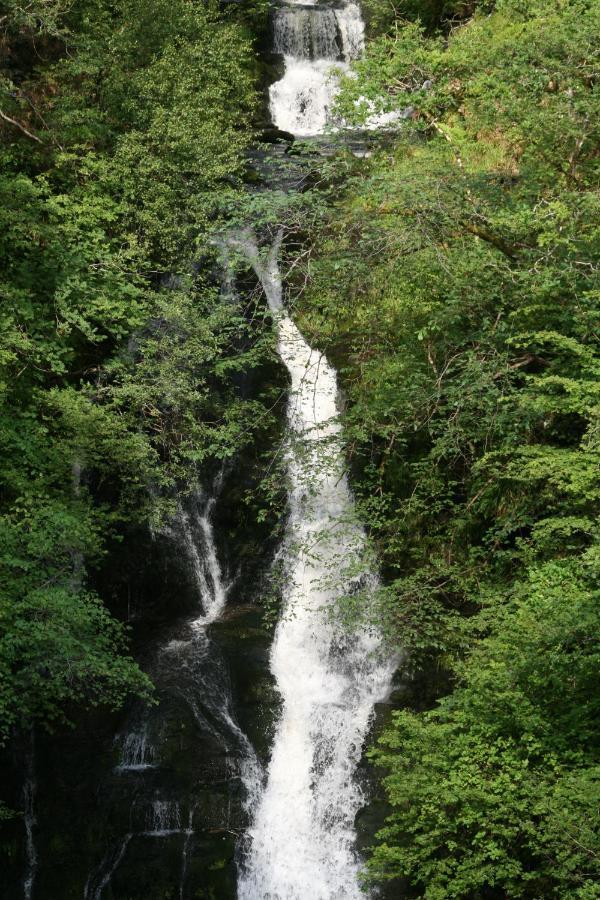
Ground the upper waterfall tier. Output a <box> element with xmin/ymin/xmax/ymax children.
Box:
<box><xmin>272</xmin><ymin>1</ymin><xmax>364</xmax><ymax>62</ymax></box>
<box><xmin>269</xmin><ymin>0</ymin><xmax>364</xmax><ymax>135</ymax></box>
<box><xmin>273</xmin><ymin>8</ymin><xmax>343</xmax><ymax>60</ymax></box>
<box><xmin>273</xmin><ymin>4</ymin><xmax>364</xmax><ymax>62</ymax></box>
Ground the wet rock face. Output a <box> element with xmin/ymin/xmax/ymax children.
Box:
<box><xmin>0</xmin><ymin>464</ymin><xmax>281</xmax><ymax>900</ymax></box>
<box><xmin>1</xmin><ymin>617</ymin><xmax>278</xmax><ymax>900</ymax></box>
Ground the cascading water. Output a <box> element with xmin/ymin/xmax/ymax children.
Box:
<box><xmin>84</xmin><ymin>834</ymin><xmax>134</xmax><ymax>900</ymax></box>
<box><xmin>269</xmin><ymin>0</ymin><xmax>365</xmax><ymax>135</ymax></box>
<box><xmin>117</xmin><ymin>724</ymin><xmax>156</xmax><ymax>772</ymax></box>
<box><xmin>227</xmin><ymin>4</ymin><xmax>397</xmax><ymax>895</ymax></box>
<box><xmin>171</xmin><ymin>474</ymin><xmax>229</xmax><ymax>627</ymax></box>
<box><xmin>145</xmin><ymin>800</ymin><xmax>182</xmax><ymax>837</ymax></box>
<box><xmin>84</xmin><ymin>478</ymin><xmax>262</xmax><ymax>899</ymax></box>
<box><xmin>22</xmin><ymin>731</ymin><xmax>37</xmax><ymax>900</ymax></box>
<box><xmin>230</xmin><ymin>232</ymin><xmax>395</xmax><ymax>899</ymax></box>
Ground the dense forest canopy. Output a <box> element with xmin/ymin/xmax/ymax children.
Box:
<box><xmin>292</xmin><ymin>0</ymin><xmax>600</xmax><ymax>895</ymax></box>
<box><xmin>1</xmin><ymin>0</ymin><xmax>599</xmax><ymax>896</ymax></box>
<box><xmin>0</xmin><ymin>0</ymin><xmax>278</xmax><ymax>754</ymax></box>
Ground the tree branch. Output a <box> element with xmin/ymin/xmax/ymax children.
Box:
<box><xmin>0</xmin><ymin>108</ymin><xmax>43</xmax><ymax>143</ymax></box>
<box><xmin>461</xmin><ymin>220</ymin><xmax>518</xmax><ymax>259</ymax></box>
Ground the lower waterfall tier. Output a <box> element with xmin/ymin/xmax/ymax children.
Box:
<box><xmin>231</xmin><ymin>232</ymin><xmax>395</xmax><ymax>900</ymax></box>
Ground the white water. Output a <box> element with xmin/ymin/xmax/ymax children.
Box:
<box><xmin>179</xmin><ymin>806</ymin><xmax>196</xmax><ymax>900</ymax></box>
<box><xmin>231</xmin><ymin>232</ymin><xmax>395</xmax><ymax>900</ymax></box>
<box><xmin>93</xmin><ymin>477</ymin><xmax>262</xmax><ymax>899</ymax></box>
<box><xmin>22</xmin><ymin>731</ymin><xmax>37</xmax><ymax>900</ymax></box>
<box><xmin>145</xmin><ymin>800</ymin><xmax>182</xmax><ymax>837</ymax></box>
<box><xmin>85</xmin><ymin>835</ymin><xmax>133</xmax><ymax>900</ymax></box>
<box><xmin>115</xmin><ymin>483</ymin><xmax>230</xmax><ymax>775</ymax></box>
<box><xmin>117</xmin><ymin>725</ymin><xmax>156</xmax><ymax>772</ymax></box>
<box><xmin>270</xmin><ymin>0</ymin><xmax>364</xmax><ymax>135</ymax></box>
<box><xmin>167</xmin><ymin>480</ymin><xmax>264</xmax><ymax>809</ymax></box>
<box><xmin>173</xmin><ymin>480</ymin><xmax>228</xmax><ymax>627</ymax></box>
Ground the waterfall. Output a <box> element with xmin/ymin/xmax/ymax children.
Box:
<box><xmin>269</xmin><ymin>0</ymin><xmax>364</xmax><ymax>135</ymax></box>
<box><xmin>144</xmin><ymin>800</ymin><xmax>182</xmax><ymax>837</ymax></box>
<box><xmin>179</xmin><ymin>806</ymin><xmax>196</xmax><ymax>900</ymax></box>
<box><xmin>116</xmin><ymin>725</ymin><xmax>156</xmax><ymax>772</ymax></box>
<box><xmin>22</xmin><ymin>730</ymin><xmax>37</xmax><ymax>900</ymax></box>
<box><xmin>161</xmin><ymin>473</ymin><xmax>228</xmax><ymax>627</ymax></box>
<box><xmin>114</xmin><ymin>483</ymin><xmax>231</xmax><ymax>774</ymax></box>
<box><xmin>231</xmin><ymin>231</ymin><xmax>395</xmax><ymax>900</ymax></box>
<box><xmin>86</xmin><ymin>476</ymin><xmax>261</xmax><ymax>899</ymax></box>
<box><xmin>273</xmin><ymin>8</ymin><xmax>342</xmax><ymax>60</ymax></box>
<box><xmin>84</xmin><ymin>835</ymin><xmax>133</xmax><ymax>900</ymax></box>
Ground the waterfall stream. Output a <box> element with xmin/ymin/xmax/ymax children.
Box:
<box><xmin>84</xmin><ymin>479</ymin><xmax>261</xmax><ymax>900</ymax></box>
<box><xmin>230</xmin><ymin>230</ymin><xmax>395</xmax><ymax>899</ymax></box>
<box><xmin>227</xmin><ymin>2</ymin><xmax>397</xmax><ymax>896</ymax></box>
<box><xmin>22</xmin><ymin>731</ymin><xmax>37</xmax><ymax>900</ymax></box>
<box><xmin>269</xmin><ymin>0</ymin><xmax>364</xmax><ymax>135</ymax></box>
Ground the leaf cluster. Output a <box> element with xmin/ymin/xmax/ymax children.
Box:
<box><xmin>292</xmin><ymin>0</ymin><xmax>600</xmax><ymax>894</ymax></box>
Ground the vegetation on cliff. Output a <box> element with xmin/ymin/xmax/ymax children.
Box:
<box><xmin>293</xmin><ymin>0</ymin><xmax>599</xmax><ymax>895</ymax></box>
<box><xmin>0</xmin><ymin>0</ymin><xmax>276</xmax><ymax>750</ymax></box>
<box><xmin>1</xmin><ymin>0</ymin><xmax>598</xmax><ymax>894</ymax></box>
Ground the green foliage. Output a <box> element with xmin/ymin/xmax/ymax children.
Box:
<box><xmin>291</xmin><ymin>0</ymin><xmax>600</xmax><ymax>894</ymax></box>
<box><xmin>368</xmin><ymin>558</ymin><xmax>600</xmax><ymax>898</ymax></box>
<box><xmin>0</xmin><ymin>0</ymin><xmax>273</xmax><ymax>743</ymax></box>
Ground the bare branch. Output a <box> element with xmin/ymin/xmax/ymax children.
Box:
<box><xmin>0</xmin><ymin>107</ymin><xmax>43</xmax><ymax>143</ymax></box>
